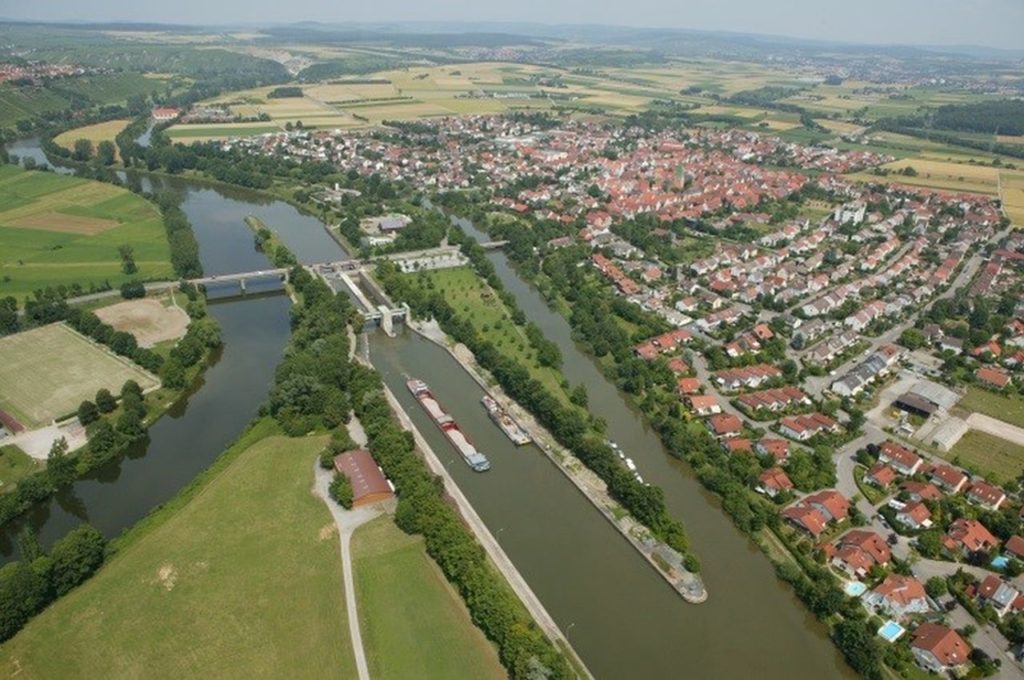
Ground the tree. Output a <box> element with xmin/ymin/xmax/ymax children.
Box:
<box><xmin>120</xmin><ymin>281</ymin><xmax>145</xmax><ymax>299</ymax></box>
<box><xmin>832</xmin><ymin>618</ymin><xmax>883</xmax><ymax>679</ymax></box>
<box><xmin>48</xmin><ymin>525</ymin><xmax>106</xmax><ymax>596</ymax></box>
<box><xmin>96</xmin><ymin>141</ymin><xmax>116</xmax><ymax>166</ymax></box>
<box><xmin>72</xmin><ymin>138</ymin><xmax>93</xmax><ymax>162</ymax></box>
<box><xmin>570</xmin><ymin>384</ymin><xmax>589</xmax><ymax>408</ymax></box>
<box><xmin>47</xmin><ymin>436</ymin><xmax>74</xmax><ymax>486</ymax></box>
<box><xmin>329</xmin><ymin>472</ymin><xmax>354</xmax><ymax>509</ymax></box>
<box><xmin>899</xmin><ymin>328</ymin><xmax>926</xmax><ymax>350</ymax></box>
<box><xmin>77</xmin><ymin>400</ymin><xmax>99</xmax><ymax>425</ymax></box>
<box><xmin>95</xmin><ymin>389</ymin><xmax>116</xmax><ymax>414</ymax></box>
<box><xmin>160</xmin><ymin>357</ymin><xmax>186</xmax><ymax>389</ymax></box>
<box><xmin>118</xmin><ymin>245</ymin><xmax>137</xmax><ymax>275</ymax></box>
<box><xmin>0</xmin><ymin>562</ymin><xmax>49</xmax><ymax>641</ymax></box>
<box><xmin>925</xmin><ymin>576</ymin><xmax>948</xmax><ymax>599</ymax></box>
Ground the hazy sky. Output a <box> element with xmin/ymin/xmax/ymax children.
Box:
<box><xmin>2</xmin><ymin>0</ymin><xmax>1022</xmax><ymax>50</ymax></box>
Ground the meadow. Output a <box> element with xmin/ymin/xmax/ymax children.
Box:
<box><xmin>0</xmin><ymin>165</ymin><xmax>173</xmax><ymax>300</ymax></box>
<box><xmin>352</xmin><ymin>516</ymin><xmax>505</xmax><ymax>680</ymax></box>
<box><xmin>0</xmin><ymin>430</ymin><xmax>356</xmax><ymax>679</ymax></box>
<box><xmin>0</xmin><ymin>444</ymin><xmax>41</xmax><ymax>494</ymax></box>
<box><xmin>54</xmin><ymin>119</ymin><xmax>131</xmax><ymax>160</ymax></box>
<box><xmin>0</xmin><ymin>73</ymin><xmax>168</xmax><ymax>130</ymax></box>
<box><xmin>0</xmin><ymin>323</ymin><xmax>159</xmax><ymax>429</ymax></box>
<box><xmin>409</xmin><ymin>265</ymin><xmax>573</xmax><ymax>406</ymax></box>
<box><xmin>945</xmin><ymin>430</ymin><xmax>1024</xmax><ymax>483</ymax></box>
<box><xmin>958</xmin><ymin>386</ymin><xmax>1024</xmax><ymax>429</ymax></box>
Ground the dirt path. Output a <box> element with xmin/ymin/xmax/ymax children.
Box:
<box><xmin>313</xmin><ymin>460</ymin><xmax>379</xmax><ymax>680</ymax></box>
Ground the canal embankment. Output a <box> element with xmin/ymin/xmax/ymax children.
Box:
<box><xmin>409</xmin><ymin>318</ymin><xmax>708</xmax><ymax>604</ymax></box>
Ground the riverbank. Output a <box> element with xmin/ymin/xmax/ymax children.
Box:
<box><xmin>408</xmin><ymin>318</ymin><xmax>708</xmax><ymax>604</ymax></box>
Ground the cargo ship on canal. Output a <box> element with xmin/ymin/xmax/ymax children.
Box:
<box><xmin>481</xmin><ymin>394</ymin><xmax>531</xmax><ymax>445</ymax></box>
<box><xmin>407</xmin><ymin>378</ymin><xmax>491</xmax><ymax>472</ymax></box>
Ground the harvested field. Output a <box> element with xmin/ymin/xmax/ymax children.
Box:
<box><xmin>54</xmin><ymin>119</ymin><xmax>130</xmax><ymax>161</ymax></box>
<box><xmin>0</xmin><ymin>323</ymin><xmax>159</xmax><ymax>428</ymax></box>
<box><xmin>7</xmin><ymin>211</ymin><xmax>117</xmax><ymax>235</ymax></box>
<box><xmin>94</xmin><ymin>298</ymin><xmax>190</xmax><ymax>348</ymax></box>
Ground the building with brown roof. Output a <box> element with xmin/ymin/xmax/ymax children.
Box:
<box><xmin>911</xmin><ymin>624</ymin><xmax>971</xmax><ymax>674</ymax></box>
<box><xmin>676</xmin><ymin>377</ymin><xmax>701</xmax><ymax>395</ymax></box>
<box><xmin>967</xmin><ymin>481</ymin><xmax>1007</xmax><ymax>511</ymax></box>
<box><xmin>782</xmin><ymin>489</ymin><xmax>849</xmax><ymax>538</ymax></box>
<box><xmin>895</xmin><ymin>501</ymin><xmax>932</xmax><ymax>530</ymax></box>
<box><xmin>930</xmin><ymin>464</ymin><xmax>968</xmax><ymax>493</ymax></box>
<box><xmin>755</xmin><ymin>437</ymin><xmax>790</xmax><ymax>462</ymax></box>
<box><xmin>943</xmin><ymin>517</ymin><xmax>998</xmax><ymax>555</ymax></box>
<box><xmin>865</xmin><ymin>574</ymin><xmax>931</xmax><ymax>619</ymax></box>
<box><xmin>333</xmin><ymin>450</ymin><xmax>393</xmax><ymax>507</ymax></box>
<box><xmin>976</xmin><ymin>574</ymin><xmax>1022</xmax><ymax>618</ymax></box>
<box><xmin>976</xmin><ymin>366</ymin><xmax>1012</xmax><ymax>389</ymax></box>
<box><xmin>864</xmin><ymin>463</ymin><xmax>897</xmax><ymax>489</ymax></box>
<box><xmin>900</xmin><ymin>480</ymin><xmax>943</xmax><ymax>502</ymax></box>
<box><xmin>778</xmin><ymin>412</ymin><xmax>839</xmax><ymax>441</ymax></box>
<box><xmin>878</xmin><ymin>440</ymin><xmax>923</xmax><ymax>475</ymax></box>
<box><xmin>1005</xmin><ymin>535</ymin><xmax>1024</xmax><ymax>560</ymax></box>
<box><xmin>757</xmin><ymin>467</ymin><xmax>793</xmax><ymax>498</ymax></box>
<box><xmin>707</xmin><ymin>413</ymin><xmax>743</xmax><ymax>438</ymax></box>
<box><xmin>687</xmin><ymin>394</ymin><xmax>721</xmax><ymax>416</ymax></box>
<box><xmin>830</xmin><ymin>529</ymin><xmax>891</xmax><ymax>579</ymax></box>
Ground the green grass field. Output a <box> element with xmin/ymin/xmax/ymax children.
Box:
<box><xmin>0</xmin><ymin>165</ymin><xmax>173</xmax><ymax>300</ymax></box>
<box><xmin>0</xmin><ymin>323</ymin><xmax>158</xmax><ymax>429</ymax></box>
<box><xmin>0</xmin><ymin>444</ymin><xmax>41</xmax><ymax>493</ymax></box>
<box><xmin>958</xmin><ymin>386</ymin><xmax>1024</xmax><ymax>429</ymax></box>
<box><xmin>0</xmin><ymin>430</ymin><xmax>356</xmax><ymax>679</ymax></box>
<box><xmin>353</xmin><ymin>516</ymin><xmax>505</xmax><ymax>680</ymax></box>
<box><xmin>409</xmin><ymin>266</ymin><xmax>573</xmax><ymax>406</ymax></box>
<box><xmin>946</xmin><ymin>430</ymin><xmax>1024</xmax><ymax>482</ymax></box>
<box><xmin>0</xmin><ymin>73</ymin><xmax>168</xmax><ymax>130</ymax></box>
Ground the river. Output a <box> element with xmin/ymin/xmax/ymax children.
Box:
<box><xmin>2</xmin><ymin>139</ymin><xmax>849</xmax><ymax>678</ymax></box>
<box><xmin>0</xmin><ymin>141</ymin><xmax>340</xmax><ymax>556</ymax></box>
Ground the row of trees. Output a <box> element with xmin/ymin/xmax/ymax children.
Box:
<box><xmin>0</xmin><ymin>524</ymin><xmax>107</xmax><ymax>641</ymax></box>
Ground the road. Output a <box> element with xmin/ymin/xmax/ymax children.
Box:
<box><xmin>313</xmin><ymin>458</ymin><xmax>379</xmax><ymax>680</ymax></box>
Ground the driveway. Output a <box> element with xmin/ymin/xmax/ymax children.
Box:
<box><xmin>313</xmin><ymin>459</ymin><xmax>382</xmax><ymax>680</ymax></box>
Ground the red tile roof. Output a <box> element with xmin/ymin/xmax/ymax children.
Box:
<box><xmin>911</xmin><ymin>623</ymin><xmax>971</xmax><ymax>669</ymax></box>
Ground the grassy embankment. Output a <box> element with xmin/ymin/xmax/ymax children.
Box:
<box><xmin>0</xmin><ymin>417</ymin><xmax>508</xmax><ymax>678</ymax></box>
<box><xmin>0</xmin><ymin>164</ymin><xmax>173</xmax><ymax>300</ymax></box>
<box><xmin>408</xmin><ymin>265</ymin><xmax>575</xmax><ymax>407</ymax></box>
<box><xmin>352</xmin><ymin>516</ymin><xmax>505</xmax><ymax>680</ymax></box>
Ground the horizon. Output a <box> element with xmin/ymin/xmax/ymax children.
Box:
<box><xmin>2</xmin><ymin>0</ymin><xmax>1022</xmax><ymax>51</ymax></box>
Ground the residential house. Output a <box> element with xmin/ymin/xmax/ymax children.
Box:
<box><xmin>968</xmin><ymin>481</ymin><xmax>1007</xmax><ymax>511</ymax></box>
<box><xmin>943</xmin><ymin>518</ymin><xmax>998</xmax><ymax>555</ymax></box>
<box><xmin>976</xmin><ymin>575</ymin><xmax>1022</xmax><ymax>618</ymax></box>
<box><xmin>782</xmin><ymin>490</ymin><xmax>850</xmax><ymax>538</ymax></box>
<box><xmin>865</xmin><ymin>574</ymin><xmax>931</xmax><ymax>619</ymax></box>
<box><xmin>930</xmin><ymin>464</ymin><xmax>968</xmax><ymax>493</ymax></box>
<box><xmin>865</xmin><ymin>463</ymin><xmax>897</xmax><ymax>489</ymax></box>
<box><xmin>878</xmin><ymin>441</ymin><xmax>923</xmax><ymax>476</ymax></box>
<box><xmin>723</xmin><ymin>438</ymin><xmax>753</xmax><ymax>455</ymax></box>
<box><xmin>758</xmin><ymin>467</ymin><xmax>794</xmax><ymax>498</ymax></box>
<box><xmin>895</xmin><ymin>501</ymin><xmax>932</xmax><ymax>530</ymax></box>
<box><xmin>778</xmin><ymin>412</ymin><xmax>839</xmax><ymax>441</ymax></box>
<box><xmin>830</xmin><ymin>529</ymin><xmax>892</xmax><ymax>579</ymax></box>
<box><xmin>755</xmin><ymin>438</ymin><xmax>790</xmax><ymax>463</ymax></box>
<box><xmin>687</xmin><ymin>395</ymin><xmax>722</xmax><ymax>417</ymax></box>
<box><xmin>677</xmin><ymin>377</ymin><xmax>701</xmax><ymax>396</ymax></box>
<box><xmin>707</xmin><ymin>413</ymin><xmax>743</xmax><ymax>438</ymax></box>
<box><xmin>910</xmin><ymin>623</ymin><xmax>971</xmax><ymax>675</ymax></box>
<box><xmin>900</xmin><ymin>480</ymin><xmax>943</xmax><ymax>503</ymax></box>
<box><xmin>977</xmin><ymin>367</ymin><xmax>1012</xmax><ymax>389</ymax></box>
<box><xmin>1005</xmin><ymin>535</ymin><xmax>1024</xmax><ymax>561</ymax></box>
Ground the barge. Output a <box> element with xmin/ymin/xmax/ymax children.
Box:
<box><xmin>407</xmin><ymin>378</ymin><xmax>491</xmax><ymax>472</ymax></box>
<box><xmin>481</xmin><ymin>394</ymin><xmax>531</xmax><ymax>445</ymax></box>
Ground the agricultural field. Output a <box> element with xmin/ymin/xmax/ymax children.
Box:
<box><xmin>945</xmin><ymin>430</ymin><xmax>1024</xmax><ymax>483</ymax></box>
<box><xmin>409</xmin><ymin>265</ymin><xmax>572</xmax><ymax>405</ymax></box>
<box><xmin>0</xmin><ymin>429</ymin><xmax>356</xmax><ymax>679</ymax></box>
<box><xmin>94</xmin><ymin>297</ymin><xmax>190</xmax><ymax>348</ymax></box>
<box><xmin>1000</xmin><ymin>169</ymin><xmax>1024</xmax><ymax>226</ymax></box>
<box><xmin>958</xmin><ymin>386</ymin><xmax>1024</xmax><ymax>429</ymax></box>
<box><xmin>864</xmin><ymin>158</ymin><xmax>1000</xmax><ymax>195</ymax></box>
<box><xmin>0</xmin><ymin>165</ymin><xmax>173</xmax><ymax>300</ymax></box>
<box><xmin>53</xmin><ymin>119</ymin><xmax>131</xmax><ymax>160</ymax></box>
<box><xmin>0</xmin><ymin>323</ymin><xmax>159</xmax><ymax>429</ymax></box>
<box><xmin>353</xmin><ymin>516</ymin><xmax>505</xmax><ymax>680</ymax></box>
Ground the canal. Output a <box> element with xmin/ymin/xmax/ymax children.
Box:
<box><xmin>2</xmin><ymin>140</ymin><xmax>849</xmax><ymax>677</ymax></box>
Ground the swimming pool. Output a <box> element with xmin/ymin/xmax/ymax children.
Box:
<box><xmin>878</xmin><ymin>620</ymin><xmax>906</xmax><ymax>642</ymax></box>
<box><xmin>993</xmin><ymin>555</ymin><xmax>1010</xmax><ymax>570</ymax></box>
<box><xmin>844</xmin><ymin>581</ymin><xmax>867</xmax><ymax>597</ymax></box>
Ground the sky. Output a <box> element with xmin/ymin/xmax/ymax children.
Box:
<box><xmin>1</xmin><ymin>0</ymin><xmax>1022</xmax><ymax>50</ymax></box>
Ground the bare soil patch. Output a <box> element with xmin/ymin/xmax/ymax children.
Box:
<box><xmin>94</xmin><ymin>298</ymin><xmax>189</xmax><ymax>348</ymax></box>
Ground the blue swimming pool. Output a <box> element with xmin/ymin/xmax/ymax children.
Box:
<box><xmin>993</xmin><ymin>555</ymin><xmax>1010</xmax><ymax>570</ymax></box>
<box><xmin>878</xmin><ymin>620</ymin><xmax>906</xmax><ymax>642</ymax></box>
<box><xmin>844</xmin><ymin>581</ymin><xmax>867</xmax><ymax>597</ymax></box>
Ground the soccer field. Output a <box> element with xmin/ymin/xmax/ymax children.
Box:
<box><xmin>0</xmin><ymin>323</ymin><xmax>159</xmax><ymax>429</ymax></box>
